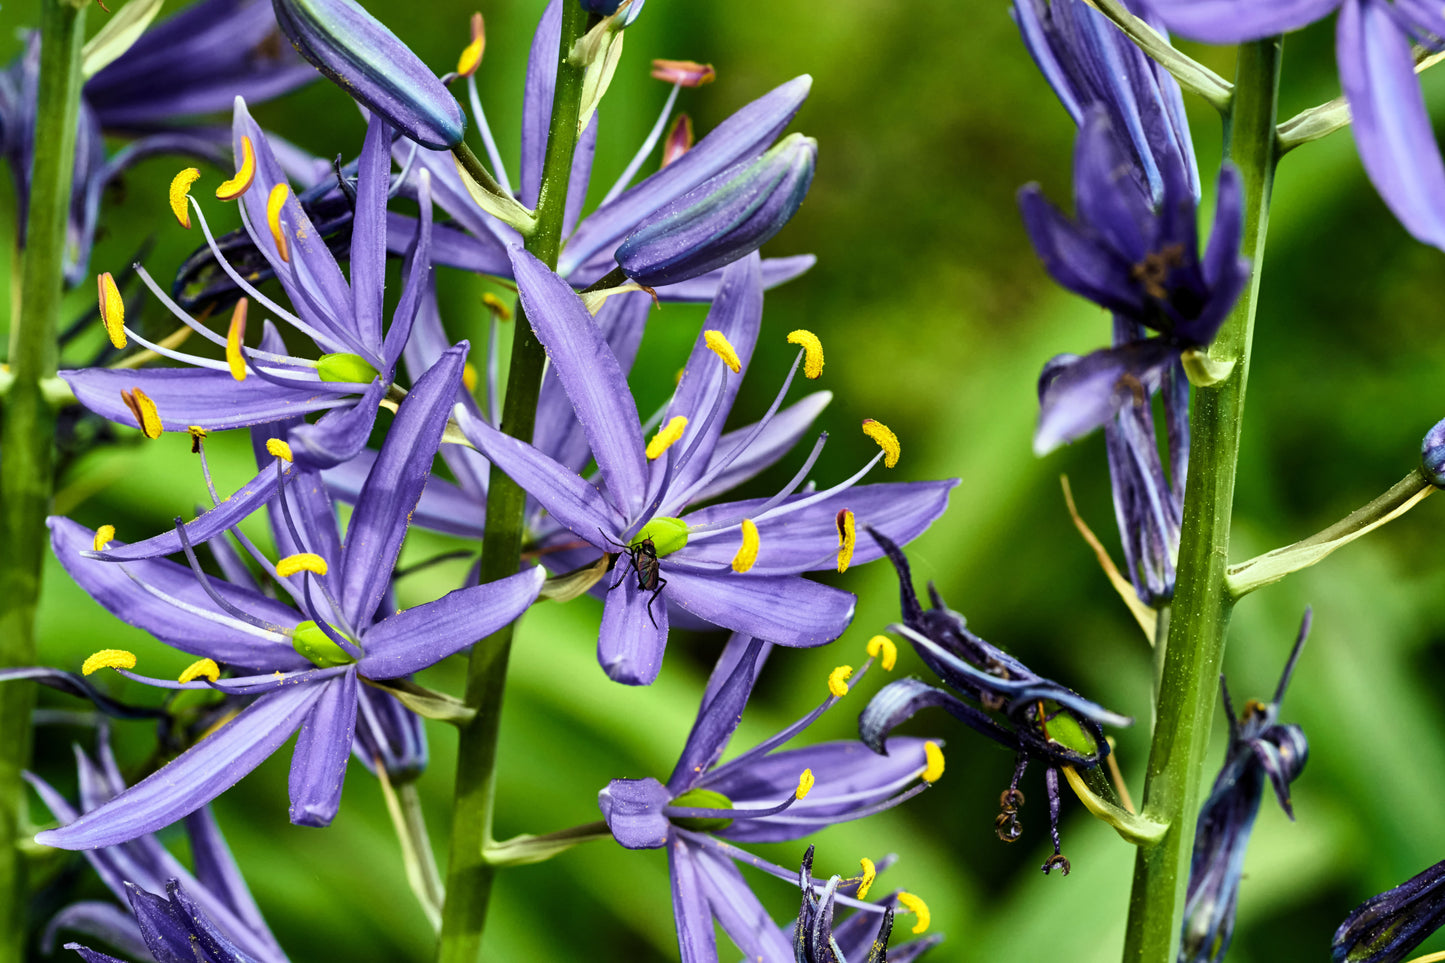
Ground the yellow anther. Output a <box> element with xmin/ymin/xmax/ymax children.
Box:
<box><xmin>862</xmin><ymin>419</ymin><xmax>900</xmax><ymax>468</ymax></box>
<box><xmin>121</xmin><ymin>387</ymin><xmax>163</xmax><ymax>439</ymax></box>
<box><xmin>178</xmin><ymin>658</ymin><xmax>221</xmax><ymax>684</ymax></box>
<box><xmin>856</xmin><ymin>857</ymin><xmax>878</xmax><ymax>900</ymax></box>
<box><xmin>169</xmin><ymin>167</ymin><xmax>201</xmax><ymax>228</ymax></box>
<box><xmin>646</xmin><ymin>415</ymin><xmax>688</xmax><ymax>460</ymax></box>
<box><xmin>456</xmin><ymin>13</ymin><xmax>485</xmax><ymax>76</ymax></box>
<box><xmin>787</xmin><ymin>329</ymin><xmax>824</xmax><ymax>379</ymax></box>
<box><xmin>276</xmin><ymin>553</ymin><xmax>328</xmax><ymax>578</ymax></box>
<box><xmin>98</xmin><ymin>272</ymin><xmax>126</xmax><ymax>349</ymax></box>
<box><xmin>795</xmin><ymin>768</ymin><xmax>815</xmax><ymax>800</ymax></box>
<box><xmin>188</xmin><ymin>426</ymin><xmax>208</xmax><ymax>453</ymax></box>
<box><xmin>704</xmin><ymin>330</ymin><xmax>742</xmax><ymax>373</ymax></box>
<box><xmin>866</xmin><ymin>635</ymin><xmax>898</xmax><ymax>671</ymax></box>
<box><xmin>92</xmin><ymin>525</ymin><xmax>116</xmax><ymax>552</ymax></box>
<box><xmin>82</xmin><ymin>649</ymin><xmax>136</xmax><ymax>676</ymax></box>
<box><xmin>731</xmin><ymin>519</ymin><xmax>760</xmax><ymax>573</ymax></box>
<box><xmin>266</xmin><ymin>438</ymin><xmax>293</xmax><ymax>462</ymax></box>
<box><xmin>216</xmin><ymin>135</ymin><xmax>256</xmax><ymax>200</ymax></box>
<box><xmin>481</xmin><ymin>292</ymin><xmax>512</xmax><ymax>321</ymax></box>
<box><xmin>922</xmin><ymin>741</ymin><xmax>945</xmax><ymax>783</ymax></box>
<box><xmin>462</xmin><ymin>362</ymin><xmax>479</xmax><ymax>393</ymax></box>
<box><xmin>226</xmin><ymin>299</ymin><xmax>249</xmax><ymax>382</ymax></box>
<box><xmin>828</xmin><ymin>664</ymin><xmax>853</xmax><ymax>698</ymax></box>
<box><xmin>266</xmin><ymin>183</ymin><xmax>291</xmax><ymax>262</ymax></box>
<box><xmin>835</xmin><ymin>509</ymin><xmax>856</xmax><ymax>573</ymax></box>
<box><xmin>896</xmin><ymin>892</ymin><xmax>930</xmax><ymax>934</ymax></box>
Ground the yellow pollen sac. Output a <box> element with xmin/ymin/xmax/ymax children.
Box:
<box><xmin>267</xmin><ymin>183</ymin><xmax>291</xmax><ymax>262</ymax></box>
<box><xmin>646</xmin><ymin>415</ymin><xmax>688</xmax><ymax>460</ymax></box>
<box><xmin>481</xmin><ymin>292</ymin><xmax>513</xmax><ymax>321</ymax></box>
<box><xmin>216</xmin><ymin>136</ymin><xmax>256</xmax><ymax>200</ymax></box>
<box><xmin>266</xmin><ymin>438</ymin><xmax>294</xmax><ymax>462</ymax></box>
<box><xmin>866</xmin><ymin>635</ymin><xmax>898</xmax><ymax>671</ymax></box>
<box><xmin>828</xmin><ymin>664</ymin><xmax>853</xmax><ymax>698</ymax></box>
<box><xmin>226</xmin><ymin>299</ymin><xmax>249</xmax><ymax>382</ymax></box>
<box><xmin>835</xmin><ymin>509</ymin><xmax>856</xmax><ymax>573</ymax></box>
<box><xmin>795</xmin><ymin>768</ymin><xmax>815</xmax><ymax>800</ymax></box>
<box><xmin>169</xmin><ymin>167</ymin><xmax>201</xmax><ymax>228</ymax></box>
<box><xmin>703</xmin><ymin>330</ymin><xmax>741</xmax><ymax>373</ymax></box>
<box><xmin>92</xmin><ymin>525</ymin><xmax>116</xmax><ymax>552</ymax></box>
<box><xmin>97</xmin><ymin>272</ymin><xmax>126</xmax><ymax>349</ymax></box>
<box><xmin>121</xmin><ymin>387</ymin><xmax>163</xmax><ymax>439</ymax></box>
<box><xmin>786</xmin><ymin>329</ymin><xmax>824</xmax><ymax>379</ymax></box>
<box><xmin>462</xmin><ymin>362</ymin><xmax>479</xmax><ymax>393</ymax></box>
<box><xmin>457</xmin><ymin>30</ymin><xmax>485</xmax><ymax>76</ymax></box>
<box><xmin>731</xmin><ymin>519</ymin><xmax>760</xmax><ymax>573</ymax></box>
<box><xmin>82</xmin><ymin>649</ymin><xmax>136</xmax><ymax>676</ymax></box>
<box><xmin>896</xmin><ymin>892</ymin><xmax>931</xmax><ymax>934</ymax></box>
<box><xmin>276</xmin><ymin>553</ymin><xmax>329</xmax><ymax>578</ymax></box>
<box><xmin>188</xmin><ymin>426</ymin><xmax>209</xmax><ymax>454</ymax></box>
<box><xmin>856</xmin><ymin>857</ymin><xmax>878</xmax><ymax>900</ymax></box>
<box><xmin>862</xmin><ymin>419</ymin><xmax>900</xmax><ymax>468</ymax></box>
<box><xmin>922</xmin><ymin>741</ymin><xmax>945</xmax><ymax>783</ymax></box>
<box><xmin>178</xmin><ymin>658</ymin><xmax>221</xmax><ymax>684</ymax></box>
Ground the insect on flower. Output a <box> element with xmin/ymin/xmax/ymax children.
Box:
<box><xmin>604</xmin><ymin>531</ymin><xmax>667</xmax><ymax>629</ymax></box>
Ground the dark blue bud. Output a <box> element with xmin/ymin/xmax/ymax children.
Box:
<box><xmin>1422</xmin><ymin>416</ymin><xmax>1445</xmax><ymax>487</ymax></box>
<box><xmin>1334</xmin><ymin>858</ymin><xmax>1445</xmax><ymax>963</ymax></box>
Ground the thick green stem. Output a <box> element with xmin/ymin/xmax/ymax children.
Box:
<box><xmin>0</xmin><ymin>3</ymin><xmax>86</xmax><ymax>960</ymax></box>
<box><xmin>435</xmin><ymin>5</ymin><xmax>589</xmax><ymax>961</ymax></box>
<box><xmin>1120</xmin><ymin>37</ymin><xmax>1281</xmax><ymax>963</ymax></box>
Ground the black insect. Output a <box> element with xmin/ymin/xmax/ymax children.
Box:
<box><xmin>604</xmin><ymin>532</ymin><xmax>668</xmax><ymax>629</ymax></box>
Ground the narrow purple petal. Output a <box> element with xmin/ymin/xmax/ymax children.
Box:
<box><xmin>1147</xmin><ymin>0</ymin><xmax>1341</xmax><ymax>43</ymax></box>
<box><xmin>669</xmin><ymin>835</ymin><xmax>719</xmax><ymax>963</ymax></box>
<box><xmin>350</xmin><ymin>114</ymin><xmax>393</xmax><ymax>351</ymax></box>
<box><xmin>667</xmin><ymin>637</ymin><xmax>766</xmax><ymax>793</ymax></box>
<box><xmin>694</xmin><ymin>844</ymin><xmax>794</xmax><ymax>961</ymax></box>
<box><xmin>1034</xmin><ymin>340</ymin><xmax>1176</xmax><ymax>455</ymax></box>
<box><xmin>287</xmin><ymin>670</ymin><xmax>359</xmax><ymax>827</ymax></box>
<box><xmin>663</xmin><ymin>569</ymin><xmax>853</xmax><ymax>648</ymax></box>
<box><xmin>1018</xmin><ymin>184</ymin><xmax>1142</xmax><ymax>315</ymax></box>
<box><xmin>328</xmin><ymin>450</ymin><xmax>486</xmax><ymax>539</ymax></box>
<box><xmin>598</xmin><ymin>573</ymin><xmax>671</xmax><ymax>685</ymax></box>
<box><xmin>62</xmin><ymin>366</ymin><xmax>341</xmax><ymax>433</ymax></box>
<box><xmin>288</xmin><ymin>380</ymin><xmax>384</xmax><ymax>470</ymax></box>
<box><xmin>43</xmin><ymin>903</ymin><xmax>145</xmax><ymax>960</ymax></box>
<box><xmin>520</xmin><ymin>0</ymin><xmax>562</xmax><ymax>209</ymax></box>
<box><xmin>381</xmin><ymin>170</ymin><xmax>435</xmax><ymax>368</ymax></box>
<box><xmin>392</xmin><ymin>216</ymin><xmax>511</xmax><ymax>275</ymax></box>
<box><xmin>183</xmin><ymin>808</ymin><xmax>280</xmax><ymax>954</ymax></box>
<box><xmin>563</xmin><ymin>116</ymin><xmax>598</xmax><ymax>240</ymax></box>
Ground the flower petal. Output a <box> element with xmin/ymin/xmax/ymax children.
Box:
<box><xmin>520</xmin><ymin>0</ymin><xmax>563</xmax><ymax>209</ymax></box>
<box><xmin>598</xmin><ymin>777</ymin><xmax>672</xmax><ymax>850</ymax></box>
<box><xmin>663</xmin><ymin>569</ymin><xmax>853</xmax><ymax>648</ymax></box>
<box><xmin>666</xmin><ymin>637</ymin><xmax>767</xmax><ymax>793</ymax></box>
<box><xmin>1147</xmin><ymin>0</ymin><xmax>1341</xmax><ymax>43</ymax></box>
<box><xmin>350</xmin><ymin>114</ymin><xmax>393</xmax><ymax>351</ymax></box>
<box><xmin>287</xmin><ymin>670</ymin><xmax>359</xmax><ymax>827</ymax></box>
<box><xmin>288</xmin><ymin>380</ymin><xmax>384</xmax><ymax>470</ymax></box>
<box><xmin>62</xmin><ymin>366</ymin><xmax>341</xmax><ymax>433</ymax></box>
<box><xmin>693</xmin><ymin>843</ymin><xmax>794</xmax><ymax>961</ymax></box>
<box><xmin>1034</xmin><ymin>339</ymin><xmax>1176</xmax><ymax>455</ymax></box>
<box><xmin>669</xmin><ymin>834</ymin><xmax>719</xmax><ymax>963</ymax></box>
<box><xmin>598</xmin><ymin>571</ymin><xmax>671</xmax><ymax>685</ymax></box>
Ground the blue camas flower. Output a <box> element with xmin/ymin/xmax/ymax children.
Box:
<box><xmin>1180</xmin><ymin>611</ymin><xmax>1311</xmax><ymax>963</ymax></box>
<box><xmin>1333</xmin><ymin>857</ymin><xmax>1445</xmax><ymax>963</ymax></box>
<box><xmin>858</xmin><ymin>529</ymin><xmax>1131</xmax><ymax>875</ymax></box>
<box><xmin>38</xmin><ymin>349</ymin><xmax>544</xmax><ymax>848</ymax></box>
<box><xmin>599</xmin><ymin>635</ymin><xmax>941</xmax><ymax>962</ymax></box>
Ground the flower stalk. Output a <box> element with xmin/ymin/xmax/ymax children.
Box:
<box><xmin>1120</xmin><ymin>36</ymin><xmax>1281</xmax><ymax>963</ymax></box>
<box><xmin>436</xmin><ymin>2</ymin><xmax>591</xmax><ymax>959</ymax></box>
<box><xmin>0</xmin><ymin>1</ymin><xmax>87</xmax><ymax>959</ymax></box>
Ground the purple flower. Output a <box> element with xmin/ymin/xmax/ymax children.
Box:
<box><xmin>457</xmin><ymin>250</ymin><xmax>956</xmax><ymax>684</ymax></box>
<box><xmin>1180</xmin><ymin>610</ymin><xmax>1311</xmax><ymax>963</ymax></box>
<box><xmin>1020</xmin><ymin>108</ymin><xmax>1248</xmax><ymax>452</ymax></box>
<box><xmin>65</xmin><ymin>881</ymin><xmax>273</xmax><ymax>963</ymax></box>
<box><xmin>37</xmin><ymin>349</ymin><xmax>544</xmax><ymax>848</ymax></box>
<box><xmin>598</xmin><ymin>635</ymin><xmax>941</xmax><ymax>962</ymax></box>
<box><xmin>1334</xmin><ymin>857</ymin><xmax>1445</xmax><ymax>963</ymax></box>
<box><xmin>1144</xmin><ymin>0</ymin><xmax>1445</xmax><ymax>251</ymax></box>
<box><xmin>1423</xmin><ymin>415</ymin><xmax>1445</xmax><ymax>486</ymax></box>
<box><xmin>791</xmin><ymin>846</ymin><xmax>942</xmax><ymax>963</ymax></box>
<box><xmin>858</xmin><ymin>529</ymin><xmax>1131</xmax><ymax>875</ymax></box>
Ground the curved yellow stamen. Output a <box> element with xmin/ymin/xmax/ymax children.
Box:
<box><xmin>462</xmin><ymin>362</ymin><xmax>479</xmax><ymax>393</ymax></box>
<box><xmin>266</xmin><ymin>183</ymin><xmax>291</xmax><ymax>262</ymax></box>
<box><xmin>827</xmin><ymin>664</ymin><xmax>853</xmax><ymax>698</ymax></box>
<box><xmin>98</xmin><ymin>272</ymin><xmax>126</xmax><ymax>349</ymax></box>
<box><xmin>92</xmin><ymin>525</ymin><xmax>116</xmax><ymax>552</ymax></box>
<box><xmin>646</xmin><ymin>415</ymin><xmax>688</xmax><ymax>460</ymax></box>
<box><xmin>457</xmin><ymin>30</ymin><xmax>485</xmax><ymax>76</ymax></box>
<box><xmin>225</xmin><ymin>298</ymin><xmax>249</xmax><ymax>382</ymax></box>
<box><xmin>266</xmin><ymin>438</ymin><xmax>293</xmax><ymax>462</ymax></box>
<box><xmin>856</xmin><ymin>857</ymin><xmax>877</xmax><ymax>900</ymax></box>
<box><xmin>922</xmin><ymin>741</ymin><xmax>945</xmax><ymax>783</ymax></box>
<box><xmin>481</xmin><ymin>292</ymin><xmax>512</xmax><ymax>321</ymax></box>
<box><xmin>169</xmin><ymin>167</ymin><xmax>201</xmax><ymax>228</ymax></box>
<box><xmin>731</xmin><ymin>518</ymin><xmax>760</xmax><ymax>573</ymax></box>
<box><xmin>704</xmin><ymin>330</ymin><xmax>742</xmax><ymax>373</ymax></box>
<box><xmin>121</xmin><ymin>387</ymin><xmax>162</xmax><ymax>439</ymax></box>
<box><xmin>896</xmin><ymin>892</ymin><xmax>930</xmax><ymax>934</ymax></box>
<box><xmin>862</xmin><ymin>419</ymin><xmax>900</xmax><ymax>468</ymax></box>
<box><xmin>835</xmin><ymin>508</ymin><xmax>856</xmax><ymax>573</ymax></box>
<box><xmin>178</xmin><ymin>658</ymin><xmax>221</xmax><ymax>684</ymax></box>
<box><xmin>82</xmin><ymin>649</ymin><xmax>136</xmax><ymax>676</ymax></box>
<box><xmin>795</xmin><ymin>768</ymin><xmax>815</xmax><ymax>800</ymax></box>
<box><xmin>787</xmin><ymin>329</ymin><xmax>824</xmax><ymax>379</ymax></box>
<box><xmin>216</xmin><ymin>136</ymin><xmax>256</xmax><ymax>201</ymax></box>
<box><xmin>866</xmin><ymin>635</ymin><xmax>898</xmax><ymax>671</ymax></box>
<box><xmin>276</xmin><ymin>553</ymin><xmax>328</xmax><ymax>578</ymax></box>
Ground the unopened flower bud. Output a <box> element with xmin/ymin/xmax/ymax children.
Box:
<box><xmin>1422</xmin><ymin>416</ymin><xmax>1445</xmax><ymax>487</ymax></box>
<box><xmin>615</xmin><ymin>132</ymin><xmax>816</xmax><ymax>287</ymax></box>
<box><xmin>272</xmin><ymin>0</ymin><xmax>465</xmax><ymax>149</ymax></box>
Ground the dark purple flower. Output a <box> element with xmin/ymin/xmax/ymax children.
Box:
<box><xmin>598</xmin><ymin>635</ymin><xmax>941</xmax><ymax>962</ymax></box>
<box><xmin>1333</xmin><ymin>857</ymin><xmax>1445</xmax><ymax>963</ymax></box>
<box><xmin>1145</xmin><ymin>0</ymin><xmax>1445</xmax><ymax>251</ymax></box>
<box><xmin>1180</xmin><ymin>610</ymin><xmax>1311</xmax><ymax>963</ymax></box>
<box><xmin>65</xmin><ymin>880</ymin><xmax>275</xmax><ymax>963</ymax></box>
<box><xmin>791</xmin><ymin>845</ymin><xmax>942</xmax><ymax>963</ymax></box>
<box><xmin>858</xmin><ymin>529</ymin><xmax>1131</xmax><ymax>875</ymax></box>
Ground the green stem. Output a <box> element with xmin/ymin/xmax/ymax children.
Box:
<box><xmin>435</xmin><ymin>4</ymin><xmax>589</xmax><ymax>961</ymax></box>
<box><xmin>0</xmin><ymin>2</ymin><xmax>86</xmax><ymax>960</ymax></box>
<box><xmin>1120</xmin><ymin>37</ymin><xmax>1281</xmax><ymax>963</ymax></box>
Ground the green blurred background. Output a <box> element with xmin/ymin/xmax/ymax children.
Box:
<box><xmin>3</xmin><ymin>0</ymin><xmax>1445</xmax><ymax>959</ymax></box>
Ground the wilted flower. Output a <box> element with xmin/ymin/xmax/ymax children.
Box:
<box><xmin>1179</xmin><ymin>610</ymin><xmax>1311</xmax><ymax>963</ymax></box>
<box><xmin>1333</xmin><ymin>857</ymin><xmax>1445</xmax><ymax>963</ymax></box>
<box><xmin>858</xmin><ymin>529</ymin><xmax>1131</xmax><ymax>874</ymax></box>
<box><xmin>792</xmin><ymin>845</ymin><xmax>942</xmax><ymax>963</ymax></box>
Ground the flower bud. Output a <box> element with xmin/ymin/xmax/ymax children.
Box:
<box><xmin>615</xmin><ymin>132</ymin><xmax>816</xmax><ymax>287</ymax></box>
<box><xmin>1422</xmin><ymin>415</ymin><xmax>1445</xmax><ymax>487</ymax></box>
<box><xmin>272</xmin><ymin>0</ymin><xmax>465</xmax><ymax>149</ymax></box>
